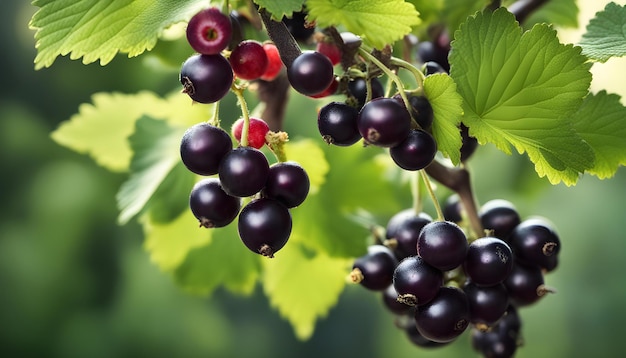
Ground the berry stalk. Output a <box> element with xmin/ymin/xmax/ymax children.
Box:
<box><xmin>231</xmin><ymin>84</ymin><xmax>251</xmax><ymax>147</ymax></box>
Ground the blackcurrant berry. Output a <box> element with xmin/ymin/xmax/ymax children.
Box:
<box><xmin>471</xmin><ymin>325</ymin><xmax>519</xmax><ymax>358</ymax></box>
<box><xmin>509</xmin><ymin>217</ymin><xmax>560</xmax><ymax>270</ymax></box>
<box><xmin>189</xmin><ymin>178</ymin><xmax>241</xmax><ymax>228</ymax></box>
<box><xmin>393</xmin><ymin>256</ymin><xmax>443</xmax><ymax>306</ymax></box>
<box><xmin>308</xmin><ymin>77</ymin><xmax>339</xmax><ymax>98</ymax></box>
<box><xmin>180</xmin><ymin>123</ymin><xmax>233</xmax><ymax>176</ymax></box>
<box><xmin>423</xmin><ymin>61</ymin><xmax>446</xmax><ymax>75</ymax></box>
<box><xmin>317</xmin><ymin>102</ymin><xmax>361</xmax><ymax>146</ymax></box>
<box><xmin>389</xmin><ymin>129</ymin><xmax>437</xmax><ymax>171</ymax></box>
<box><xmin>218</xmin><ymin>146</ymin><xmax>270</xmax><ymax>197</ymax></box>
<box><xmin>231</xmin><ymin>117</ymin><xmax>269</xmax><ymax>149</ymax></box>
<box><xmin>464</xmin><ymin>237</ymin><xmax>514</xmax><ymax>286</ymax></box>
<box><xmin>479</xmin><ymin>199</ymin><xmax>521</xmax><ymax>240</ymax></box>
<box><xmin>180</xmin><ymin>54</ymin><xmax>233</xmax><ymax>104</ymax></box>
<box><xmin>385</xmin><ymin>209</ymin><xmax>432</xmax><ymax>259</ymax></box>
<box><xmin>229</xmin><ymin>40</ymin><xmax>269</xmax><ymax>80</ymax></box>
<box><xmin>350</xmin><ymin>245</ymin><xmax>398</xmax><ymax>291</ymax></box>
<box><xmin>186</xmin><ymin>8</ymin><xmax>232</xmax><ymax>55</ymax></box>
<box><xmin>405</xmin><ymin>321</ymin><xmax>449</xmax><ymax>348</ymax></box>
<box><xmin>504</xmin><ymin>261</ymin><xmax>549</xmax><ymax>307</ymax></box>
<box><xmin>238</xmin><ymin>198</ymin><xmax>292</xmax><ymax>258</ymax></box>
<box><xmin>358</xmin><ymin>97</ymin><xmax>411</xmax><ymax>147</ymax></box>
<box><xmin>417</xmin><ymin>221</ymin><xmax>468</xmax><ymax>271</ymax></box>
<box><xmin>287</xmin><ymin>51</ymin><xmax>334</xmax><ymax>96</ymax></box>
<box><xmin>348</xmin><ymin>77</ymin><xmax>384</xmax><ymax>108</ymax></box>
<box><xmin>463</xmin><ymin>281</ymin><xmax>509</xmax><ymax>328</ymax></box>
<box><xmin>260</xmin><ymin>42</ymin><xmax>283</xmax><ymax>81</ymax></box>
<box><xmin>415</xmin><ymin>286</ymin><xmax>470</xmax><ymax>343</ymax></box>
<box><xmin>382</xmin><ymin>284</ymin><xmax>411</xmax><ymax>315</ymax></box>
<box><xmin>262</xmin><ymin>161</ymin><xmax>310</xmax><ymax>208</ymax></box>
<box><xmin>442</xmin><ymin>194</ymin><xmax>463</xmax><ymax>223</ymax></box>
<box><xmin>460</xmin><ymin>124</ymin><xmax>478</xmax><ymax>162</ymax></box>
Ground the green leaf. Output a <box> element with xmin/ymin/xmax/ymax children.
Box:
<box><xmin>51</xmin><ymin>91</ymin><xmax>211</xmax><ymax>172</ymax></box>
<box><xmin>30</xmin><ymin>0</ymin><xmax>206</xmax><ymax>69</ymax></box>
<box><xmin>173</xmin><ymin>220</ymin><xmax>261</xmax><ymax>296</ymax></box>
<box><xmin>145</xmin><ymin>162</ymin><xmax>195</xmax><ymax>224</ymax></box>
<box><xmin>450</xmin><ymin>8</ymin><xmax>594</xmax><ymax>185</ymax></box>
<box><xmin>572</xmin><ymin>91</ymin><xmax>626</xmax><ymax>179</ymax></box>
<box><xmin>142</xmin><ymin>208</ymin><xmax>211</xmax><ymax>272</ymax></box>
<box><xmin>306</xmin><ymin>0</ymin><xmax>421</xmax><ymax>49</ymax></box>
<box><xmin>579</xmin><ymin>2</ymin><xmax>626</xmax><ymax>62</ymax></box>
<box><xmin>423</xmin><ymin>73</ymin><xmax>464</xmax><ymax>164</ymax></box>
<box><xmin>284</xmin><ymin>139</ymin><xmax>329</xmax><ymax>195</ymax></box>
<box><xmin>116</xmin><ymin>116</ymin><xmax>184</xmax><ymax>225</ymax></box>
<box><xmin>253</xmin><ymin>0</ymin><xmax>305</xmax><ymax>20</ymax></box>
<box><xmin>262</xmin><ymin>241</ymin><xmax>351</xmax><ymax>340</ymax></box>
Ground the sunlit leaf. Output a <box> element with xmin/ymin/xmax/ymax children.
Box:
<box><xmin>579</xmin><ymin>2</ymin><xmax>626</xmax><ymax>62</ymax></box>
<box><xmin>253</xmin><ymin>0</ymin><xmax>306</xmax><ymax>20</ymax></box>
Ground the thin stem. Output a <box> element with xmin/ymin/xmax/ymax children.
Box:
<box><xmin>208</xmin><ymin>102</ymin><xmax>220</xmax><ymax>126</ymax></box>
<box><xmin>419</xmin><ymin>170</ymin><xmax>444</xmax><ymax>221</ymax></box>
<box><xmin>410</xmin><ymin>171</ymin><xmax>422</xmax><ymax>215</ymax></box>
<box><xmin>389</xmin><ymin>57</ymin><xmax>425</xmax><ymax>91</ymax></box>
<box><xmin>231</xmin><ymin>84</ymin><xmax>250</xmax><ymax>147</ymax></box>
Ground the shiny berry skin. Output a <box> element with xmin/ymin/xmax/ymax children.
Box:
<box><xmin>415</xmin><ymin>286</ymin><xmax>470</xmax><ymax>343</ymax></box>
<box><xmin>479</xmin><ymin>199</ymin><xmax>521</xmax><ymax>240</ymax></box>
<box><xmin>229</xmin><ymin>40</ymin><xmax>268</xmax><ymax>80</ymax></box>
<box><xmin>358</xmin><ymin>97</ymin><xmax>411</xmax><ymax>147</ymax></box>
<box><xmin>348</xmin><ymin>77</ymin><xmax>384</xmax><ymax>108</ymax></box>
<box><xmin>262</xmin><ymin>162</ymin><xmax>310</xmax><ymax>208</ymax></box>
<box><xmin>180</xmin><ymin>54</ymin><xmax>233</xmax><ymax>104</ymax></box>
<box><xmin>460</xmin><ymin>124</ymin><xmax>478</xmax><ymax>162</ymax></box>
<box><xmin>287</xmin><ymin>51</ymin><xmax>334</xmax><ymax>96</ymax></box>
<box><xmin>382</xmin><ymin>284</ymin><xmax>411</xmax><ymax>315</ymax></box>
<box><xmin>231</xmin><ymin>117</ymin><xmax>269</xmax><ymax>149</ymax></box>
<box><xmin>350</xmin><ymin>245</ymin><xmax>398</xmax><ymax>291</ymax></box>
<box><xmin>218</xmin><ymin>147</ymin><xmax>270</xmax><ymax>197</ymax></box>
<box><xmin>464</xmin><ymin>237</ymin><xmax>514</xmax><ymax>286</ymax></box>
<box><xmin>260</xmin><ymin>43</ymin><xmax>283</xmax><ymax>81</ymax></box>
<box><xmin>385</xmin><ymin>209</ymin><xmax>432</xmax><ymax>259</ymax></box>
<box><xmin>308</xmin><ymin>77</ymin><xmax>339</xmax><ymax>98</ymax></box>
<box><xmin>186</xmin><ymin>8</ymin><xmax>232</xmax><ymax>55</ymax></box>
<box><xmin>389</xmin><ymin>129</ymin><xmax>437</xmax><ymax>171</ymax></box>
<box><xmin>189</xmin><ymin>178</ymin><xmax>241</xmax><ymax>228</ymax></box>
<box><xmin>180</xmin><ymin>123</ymin><xmax>232</xmax><ymax>176</ymax></box>
<box><xmin>238</xmin><ymin>198</ymin><xmax>292</xmax><ymax>258</ymax></box>
<box><xmin>463</xmin><ymin>281</ymin><xmax>509</xmax><ymax>327</ymax></box>
<box><xmin>504</xmin><ymin>261</ymin><xmax>548</xmax><ymax>307</ymax></box>
<box><xmin>317</xmin><ymin>102</ymin><xmax>361</xmax><ymax>146</ymax></box>
<box><xmin>509</xmin><ymin>217</ymin><xmax>560</xmax><ymax>270</ymax></box>
<box><xmin>417</xmin><ymin>221</ymin><xmax>468</xmax><ymax>272</ymax></box>
<box><xmin>393</xmin><ymin>256</ymin><xmax>443</xmax><ymax>306</ymax></box>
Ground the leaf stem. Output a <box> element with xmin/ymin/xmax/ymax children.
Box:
<box><xmin>231</xmin><ymin>84</ymin><xmax>250</xmax><ymax>147</ymax></box>
<box><xmin>389</xmin><ymin>57</ymin><xmax>425</xmax><ymax>91</ymax></box>
<box><xmin>208</xmin><ymin>102</ymin><xmax>220</xmax><ymax>127</ymax></box>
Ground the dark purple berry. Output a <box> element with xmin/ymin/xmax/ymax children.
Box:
<box><xmin>417</xmin><ymin>221</ymin><xmax>468</xmax><ymax>272</ymax></box>
<box><xmin>180</xmin><ymin>54</ymin><xmax>233</xmax><ymax>104</ymax></box>
<box><xmin>460</xmin><ymin>124</ymin><xmax>478</xmax><ymax>162</ymax></box>
<box><xmin>282</xmin><ymin>11</ymin><xmax>315</xmax><ymax>42</ymax></box>
<box><xmin>180</xmin><ymin>123</ymin><xmax>232</xmax><ymax>176</ymax></box>
<box><xmin>317</xmin><ymin>102</ymin><xmax>361</xmax><ymax>146</ymax></box>
<box><xmin>479</xmin><ymin>199</ymin><xmax>521</xmax><ymax>240</ymax></box>
<box><xmin>262</xmin><ymin>162</ymin><xmax>310</xmax><ymax>208</ymax></box>
<box><xmin>443</xmin><ymin>194</ymin><xmax>463</xmax><ymax>223</ymax></box>
<box><xmin>415</xmin><ymin>286</ymin><xmax>470</xmax><ymax>343</ymax></box>
<box><xmin>504</xmin><ymin>261</ymin><xmax>549</xmax><ymax>307</ymax></box>
<box><xmin>464</xmin><ymin>237</ymin><xmax>514</xmax><ymax>286</ymax></box>
<box><xmin>393</xmin><ymin>256</ymin><xmax>443</xmax><ymax>306</ymax></box>
<box><xmin>350</xmin><ymin>245</ymin><xmax>398</xmax><ymax>291</ymax></box>
<box><xmin>288</xmin><ymin>51</ymin><xmax>334</xmax><ymax>96</ymax></box>
<box><xmin>463</xmin><ymin>281</ymin><xmax>509</xmax><ymax>328</ymax></box>
<box><xmin>238</xmin><ymin>198</ymin><xmax>292</xmax><ymax>258</ymax></box>
<box><xmin>348</xmin><ymin>77</ymin><xmax>384</xmax><ymax>108</ymax></box>
<box><xmin>509</xmin><ymin>217</ymin><xmax>560</xmax><ymax>270</ymax></box>
<box><xmin>358</xmin><ymin>97</ymin><xmax>411</xmax><ymax>147</ymax></box>
<box><xmin>186</xmin><ymin>8</ymin><xmax>232</xmax><ymax>55</ymax></box>
<box><xmin>382</xmin><ymin>284</ymin><xmax>411</xmax><ymax>315</ymax></box>
<box><xmin>385</xmin><ymin>209</ymin><xmax>432</xmax><ymax>259</ymax></box>
<box><xmin>189</xmin><ymin>178</ymin><xmax>241</xmax><ymax>228</ymax></box>
<box><xmin>389</xmin><ymin>129</ymin><xmax>437</xmax><ymax>171</ymax></box>
<box><xmin>218</xmin><ymin>147</ymin><xmax>269</xmax><ymax>197</ymax></box>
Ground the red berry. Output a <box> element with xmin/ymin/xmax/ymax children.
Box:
<box><xmin>316</xmin><ymin>40</ymin><xmax>341</xmax><ymax>66</ymax></box>
<box><xmin>260</xmin><ymin>43</ymin><xmax>284</xmax><ymax>81</ymax></box>
<box><xmin>231</xmin><ymin>117</ymin><xmax>270</xmax><ymax>149</ymax></box>
<box><xmin>229</xmin><ymin>40</ymin><xmax>269</xmax><ymax>80</ymax></box>
<box><xmin>186</xmin><ymin>8</ymin><xmax>232</xmax><ymax>55</ymax></box>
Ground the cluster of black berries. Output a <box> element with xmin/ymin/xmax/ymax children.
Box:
<box><xmin>349</xmin><ymin>198</ymin><xmax>560</xmax><ymax>357</ymax></box>
<box><xmin>179</xmin><ymin>8</ymin><xmax>310</xmax><ymax>258</ymax></box>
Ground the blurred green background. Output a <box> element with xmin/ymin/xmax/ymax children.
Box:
<box><xmin>1</xmin><ymin>1</ymin><xmax>625</xmax><ymax>357</ymax></box>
